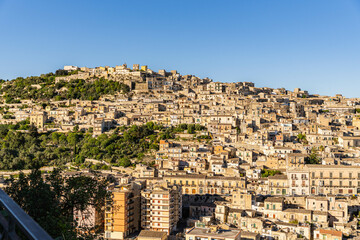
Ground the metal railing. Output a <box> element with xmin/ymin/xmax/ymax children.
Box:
<box><xmin>0</xmin><ymin>188</ymin><xmax>53</xmax><ymax>240</ymax></box>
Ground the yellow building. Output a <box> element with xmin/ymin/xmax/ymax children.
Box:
<box><xmin>268</xmin><ymin>175</ymin><xmax>288</xmax><ymax>196</ymax></box>
<box><xmin>353</xmin><ymin>115</ymin><xmax>360</xmax><ymax>129</ymax></box>
<box><xmin>105</xmin><ymin>184</ymin><xmax>140</xmax><ymax>239</ymax></box>
<box><xmin>30</xmin><ymin>111</ymin><xmax>47</xmax><ymax>129</ymax></box>
<box><xmin>163</xmin><ymin>174</ymin><xmax>246</xmax><ymax>195</ymax></box>
<box><xmin>308</xmin><ymin>165</ymin><xmax>360</xmax><ymax>195</ymax></box>
<box><xmin>213</xmin><ymin>145</ymin><xmax>226</xmax><ymax>155</ymax></box>
<box><xmin>231</xmin><ymin>191</ymin><xmax>254</xmax><ymax>209</ymax></box>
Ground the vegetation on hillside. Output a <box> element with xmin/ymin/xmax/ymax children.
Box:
<box><xmin>0</xmin><ymin>71</ymin><xmax>130</xmax><ymax>102</ymax></box>
<box><xmin>0</xmin><ymin>122</ymin><xmax>207</xmax><ymax>170</ymax></box>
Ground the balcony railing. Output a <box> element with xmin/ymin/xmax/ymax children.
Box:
<box><xmin>0</xmin><ymin>188</ymin><xmax>53</xmax><ymax>240</ymax></box>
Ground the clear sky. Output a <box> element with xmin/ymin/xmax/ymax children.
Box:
<box><xmin>0</xmin><ymin>0</ymin><xmax>360</xmax><ymax>97</ymax></box>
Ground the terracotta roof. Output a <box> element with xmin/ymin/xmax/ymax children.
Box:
<box><xmin>319</xmin><ymin>229</ymin><xmax>342</xmax><ymax>237</ymax></box>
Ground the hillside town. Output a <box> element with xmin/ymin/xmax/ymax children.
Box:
<box><xmin>2</xmin><ymin>64</ymin><xmax>360</xmax><ymax>240</ymax></box>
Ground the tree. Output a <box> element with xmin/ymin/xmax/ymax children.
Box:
<box><xmin>261</xmin><ymin>169</ymin><xmax>282</xmax><ymax>178</ymax></box>
<box><xmin>118</xmin><ymin>157</ymin><xmax>131</xmax><ymax>167</ymax></box>
<box><xmin>297</xmin><ymin>133</ymin><xmax>308</xmax><ymax>144</ymax></box>
<box><xmin>146</xmin><ymin>121</ymin><xmax>155</xmax><ymax>131</ymax></box>
<box><xmin>67</xmin><ymin>132</ymin><xmax>82</xmax><ymax>156</ymax></box>
<box><xmin>73</xmin><ymin>125</ymin><xmax>80</xmax><ymax>132</ymax></box>
<box><xmin>6</xmin><ymin>169</ymin><xmax>109</xmax><ymax>239</ymax></box>
<box><xmin>55</xmin><ymin>69</ymin><xmax>68</xmax><ymax>76</ymax></box>
<box><xmin>195</xmin><ymin>124</ymin><xmax>206</xmax><ymax>131</ymax></box>
<box><xmin>187</xmin><ymin>124</ymin><xmax>195</xmax><ymax>134</ymax></box>
<box><xmin>305</xmin><ymin>147</ymin><xmax>321</xmax><ymax>164</ymax></box>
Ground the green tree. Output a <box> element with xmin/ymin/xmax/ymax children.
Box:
<box><xmin>187</xmin><ymin>124</ymin><xmax>195</xmax><ymax>134</ymax></box>
<box><xmin>305</xmin><ymin>147</ymin><xmax>321</xmax><ymax>164</ymax></box>
<box><xmin>6</xmin><ymin>169</ymin><xmax>109</xmax><ymax>239</ymax></box>
<box><xmin>118</xmin><ymin>157</ymin><xmax>131</xmax><ymax>167</ymax></box>
<box><xmin>297</xmin><ymin>133</ymin><xmax>308</xmax><ymax>144</ymax></box>
<box><xmin>261</xmin><ymin>169</ymin><xmax>282</xmax><ymax>178</ymax></box>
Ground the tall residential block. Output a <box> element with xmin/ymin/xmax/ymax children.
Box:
<box><xmin>141</xmin><ymin>182</ymin><xmax>182</xmax><ymax>234</ymax></box>
<box><xmin>105</xmin><ymin>183</ymin><xmax>141</xmax><ymax>239</ymax></box>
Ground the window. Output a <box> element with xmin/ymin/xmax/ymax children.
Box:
<box><xmin>330</xmin><ymin>172</ymin><xmax>333</xmax><ymax>178</ymax></box>
<box><xmin>340</xmin><ymin>172</ymin><xmax>343</xmax><ymax>178</ymax></box>
<box><xmin>350</xmin><ymin>173</ymin><xmax>353</xmax><ymax>178</ymax></box>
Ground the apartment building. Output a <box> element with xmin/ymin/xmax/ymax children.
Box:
<box><xmin>287</xmin><ymin>169</ymin><xmax>310</xmax><ymax>196</ymax></box>
<box><xmin>268</xmin><ymin>175</ymin><xmax>289</xmax><ymax>196</ymax></box>
<box><xmin>105</xmin><ymin>184</ymin><xmax>141</xmax><ymax>239</ymax></box>
<box><xmin>141</xmin><ymin>182</ymin><xmax>182</xmax><ymax>233</ymax></box>
<box><xmin>308</xmin><ymin>165</ymin><xmax>360</xmax><ymax>195</ymax></box>
<box><xmin>163</xmin><ymin>174</ymin><xmax>246</xmax><ymax>195</ymax></box>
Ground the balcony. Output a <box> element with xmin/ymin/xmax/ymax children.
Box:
<box><xmin>0</xmin><ymin>188</ymin><xmax>53</xmax><ymax>240</ymax></box>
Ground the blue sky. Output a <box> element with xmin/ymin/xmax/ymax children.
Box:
<box><xmin>0</xmin><ymin>0</ymin><xmax>360</xmax><ymax>97</ymax></box>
